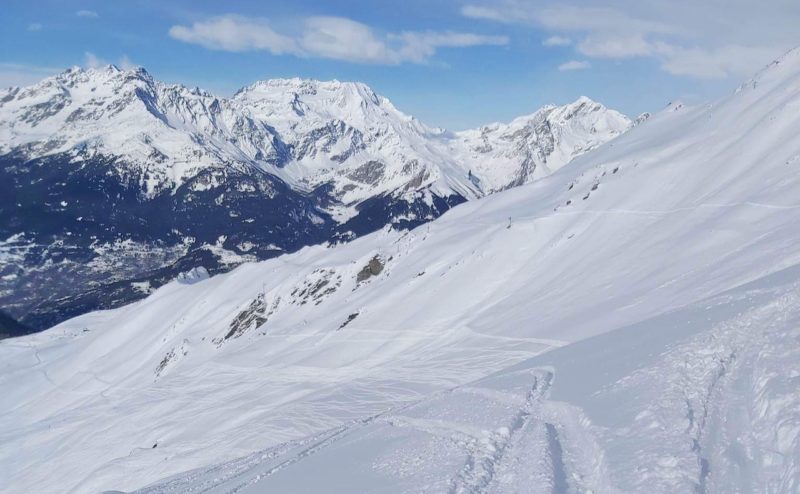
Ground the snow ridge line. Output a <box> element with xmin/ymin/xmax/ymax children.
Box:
<box><xmin>483</xmin><ymin>201</ymin><xmax>800</xmax><ymax>228</ymax></box>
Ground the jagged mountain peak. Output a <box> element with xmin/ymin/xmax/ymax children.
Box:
<box><xmin>549</xmin><ymin>95</ymin><xmax>612</xmax><ymax>118</ymax></box>
<box><xmin>477</xmin><ymin>96</ymin><xmax>624</xmax><ymax>135</ymax></box>
<box><xmin>233</xmin><ymin>77</ymin><xmax>386</xmax><ymax>116</ymax></box>
<box><xmin>235</xmin><ymin>77</ymin><xmax>380</xmax><ymax>103</ymax></box>
<box><xmin>4</xmin><ymin>64</ymin><xmax>160</xmax><ymax>114</ymax></box>
<box><xmin>232</xmin><ymin>76</ymin><xmax>420</xmax><ymax>139</ymax></box>
<box><xmin>451</xmin><ymin>96</ymin><xmax>632</xmax><ymax>192</ymax></box>
<box><xmin>0</xmin><ymin>67</ymin><xmax>630</xmax><ymax>209</ymax></box>
<box><xmin>47</xmin><ymin>64</ymin><xmax>153</xmax><ymax>90</ymax></box>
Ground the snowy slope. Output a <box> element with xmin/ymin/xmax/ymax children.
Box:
<box><xmin>137</xmin><ymin>266</ymin><xmax>800</xmax><ymax>493</ymax></box>
<box><xmin>4</xmin><ymin>49</ymin><xmax>800</xmax><ymax>493</ymax></box>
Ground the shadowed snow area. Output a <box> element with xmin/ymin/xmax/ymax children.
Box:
<box><xmin>3</xmin><ymin>48</ymin><xmax>800</xmax><ymax>493</ymax></box>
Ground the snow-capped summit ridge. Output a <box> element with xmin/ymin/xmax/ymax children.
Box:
<box><xmin>44</xmin><ymin>64</ymin><xmax>154</xmax><ymax>90</ymax></box>
<box><xmin>737</xmin><ymin>46</ymin><xmax>800</xmax><ymax>93</ymax></box>
<box><xmin>235</xmin><ymin>77</ymin><xmax>381</xmax><ymax>104</ymax></box>
<box><xmin>450</xmin><ymin>95</ymin><xmax>631</xmax><ymax>192</ymax></box>
<box><xmin>0</xmin><ymin>66</ymin><xmax>630</xmax><ymax>210</ymax></box>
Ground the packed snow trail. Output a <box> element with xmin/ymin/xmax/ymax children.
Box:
<box><xmin>133</xmin><ymin>368</ymin><xmax>584</xmax><ymax>494</ymax></box>
<box><xmin>447</xmin><ymin>371</ymin><xmax>553</xmax><ymax>494</ymax></box>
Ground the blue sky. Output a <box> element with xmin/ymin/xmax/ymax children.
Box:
<box><xmin>3</xmin><ymin>0</ymin><xmax>799</xmax><ymax>129</ymax></box>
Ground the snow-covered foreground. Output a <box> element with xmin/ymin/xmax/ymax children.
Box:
<box><xmin>3</xmin><ymin>49</ymin><xmax>800</xmax><ymax>493</ymax></box>
<box><xmin>139</xmin><ymin>265</ymin><xmax>800</xmax><ymax>493</ymax></box>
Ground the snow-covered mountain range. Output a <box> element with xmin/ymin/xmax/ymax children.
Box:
<box><xmin>3</xmin><ymin>47</ymin><xmax>800</xmax><ymax>493</ymax></box>
<box><xmin>0</xmin><ymin>66</ymin><xmax>630</xmax><ymax>205</ymax></box>
<box><xmin>0</xmin><ymin>66</ymin><xmax>630</xmax><ymax>331</ymax></box>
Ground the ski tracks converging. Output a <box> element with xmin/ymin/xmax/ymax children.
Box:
<box><xmin>135</xmin><ymin>367</ymin><xmax>614</xmax><ymax>494</ymax></box>
<box><xmin>447</xmin><ymin>371</ymin><xmax>555</xmax><ymax>494</ymax></box>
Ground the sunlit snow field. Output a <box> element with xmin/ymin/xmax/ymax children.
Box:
<box><xmin>3</xmin><ymin>49</ymin><xmax>800</xmax><ymax>493</ymax></box>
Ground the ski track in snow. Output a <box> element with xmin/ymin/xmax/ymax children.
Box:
<box><xmin>500</xmin><ymin>201</ymin><xmax>800</xmax><ymax>226</ymax></box>
<box><xmin>594</xmin><ymin>280</ymin><xmax>800</xmax><ymax>493</ymax></box>
<box><xmin>27</xmin><ymin>342</ymin><xmax>55</xmax><ymax>387</ymax></box>
<box><xmin>448</xmin><ymin>371</ymin><xmax>554</xmax><ymax>494</ymax></box>
<box><xmin>134</xmin><ymin>367</ymin><xmax>611</xmax><ymax>494</ymax></box>
<box><xmin>133</xmin><ymin>395</ymin><xmax>433</xmax><ymax>494</ymax></box>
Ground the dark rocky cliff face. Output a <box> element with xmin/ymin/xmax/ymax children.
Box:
<box><xmin>0</xmin><ymin>310</ymin><xmax>31</xmax><ymax>339</ymax></box>
<box><xmin>1</xmin><ymin>152</ymin><xmax>466</xmax><ymax>333</ymax></box>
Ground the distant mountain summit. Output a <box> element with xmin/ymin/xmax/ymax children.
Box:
<box><xmin>0</xmin><ymin>66</ymin><xmax>631</xmax><ymax>331</ymax></box>
<box><xmin>451</xmin><ymin>96</ymin><xmax>631</xmax><ymax>192</ymax></box>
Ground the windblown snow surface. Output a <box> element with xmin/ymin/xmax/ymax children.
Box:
<box><xmin>3</xmin><ymin>49</ymin><xmax>800</xmax><ymax>493</ymax></box>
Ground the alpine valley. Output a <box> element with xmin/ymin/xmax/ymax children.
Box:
<box><xmin>0</xmin><ymin>66</ymin><xmax>631</xmax><ymax>332</ymax></box>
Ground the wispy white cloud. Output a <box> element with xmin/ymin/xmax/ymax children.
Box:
<box><xmin>543</xmin><ymin>35</ymin><xmax>571</xmax><ymax>47</ymax></box>
<box><xmin>462</xmin><ymin>0</ymin><xmax>799</xmax><ymax>79</ymax></box>
<box><xmin>83</xmin><ymin>52</ymin><xmax>137</xmax><ymax>70</ymax></box>
<box><xmin>84</xmin><ymin>51</ymin><xmax>103</xmax><ymax>68</ymax></box>
<box><xmin>558</xmin><ymin>60</ymin><xmax>590</xmax><ymax>71</ymax></box>
<box><xmin>27</xmin><ymin>23</ymin><xmax>42</xmax><ymax>32</ymax></box>
<box><xmin>168</xmin><ymin>14</ymin><xmax>508</xmax><ymax>65</ymax></box>
<box><xmin>299</xmin><ymin>16</ymin><xmax>392</xmax><ymax>63</ymax></box>
<box><xmin>389</xmin><ymin>29</ymin><xmax>509</xmax><ymax>64</ymax></box>
<box><xmin>77</xmin><ymin>10</ymin><xmax>99</xmax><ymax>18</ymax></box>
<box><xmin>117</xmin><ymin>55</ymin><xmax>136</xmax><ymax>71</ymax></box>
<box><xmin>577</xmin><ymin>34</ymin><xmax>655</xmax><ymax>59</ymax></box>
<box><xmin>657</xmin><ymin>44</ymin><xmax>781</xmax><ymax>80</ymax></box>
<box><xmin>461</xmin><ymin>5</ymin><xmax>516</xmax><ymax>23</ymax></box>
<box><xmin>536</xmin><ymin>6</ymin><xmax>676</xmax><ymax>36</ymax></box>
<box><xmin>168</xmin><ymin>15</ymin><xmax>298</xmax><ymax>54</ymax></box>
<box><xmin>0</xmin><ymin>63</ymin><xmax>61</xmax><ymax>88</ymax></box>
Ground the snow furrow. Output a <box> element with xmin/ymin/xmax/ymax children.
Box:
<box><xmin>448</xmin><ymin>370</ymin><xmax>553</xmax><ymax>494</ymax></box>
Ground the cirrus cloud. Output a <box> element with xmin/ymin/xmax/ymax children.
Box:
<box><xmin>83</xmin><ymin>52</ymin><xmax>137</xmax><ymax>70</ymax></box>
<box><xmin>558</xmin><ymin>60</ymin><xmax>590</xmax><ymax>71</ymax></box>
<box><xmin>462</xmin><ymin>0</ymin><xmax>800</xmax><ymax>79</ymax></box>
<box><xmin>169</xmin><ymin>15</ymin><xmax>299</xmax><ymax>54</ymax></box>
<box><xmin>0</xmin><ymin>63</ymin><xmax>61</xmax><ymax>88</ymax></box>
<box><xmin>168</xmin><ymin>14</ymin><xmax>508</xmax><ymax>65</ymax></box>
<box><xmin>543</xmin><ymin>36</ymin><xmax>572</xmax><ymax>47</ymax></box>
